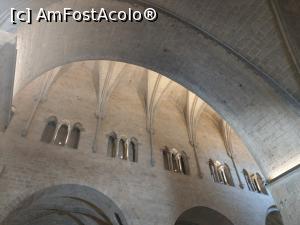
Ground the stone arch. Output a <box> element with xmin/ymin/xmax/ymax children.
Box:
<box><xmin>174</xmin><ymin>206</ymin><xmax>234</xmax><ymax>225</ymax></box>
<box><xmin>1</xmin><ymin>184</ymin><xmax>128</xmax><ymax>225</ymax></box>
<box><xmin>11</xmin><ymin>0</ymin><xmax>300</xmax><ymax>180</ymax></box>
<box><xmin>266</xmin><ymin>206</ymin><xmax>284</xmax><ymax>225</ymax></box>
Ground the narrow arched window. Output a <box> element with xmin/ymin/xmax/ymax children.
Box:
<box><xmin>107</xmin><ymin>133</ymin><xmax>117</xmax><ymax>158</ymax></box>
<box><xmin>163</xmin><ymin>149</ymin><xmax>170</xmax><ymax>170</ymax></box>
<box><xmin>41</xmin><ymin>117</ymin><xmax>57</xmax><ymax>143</ymax></box>
<box><xmin>243</xmin><ymin>169</ymin><xmax>254</xmax><ymax>191</ymax></box>
<box><xmin>217</xmin><ymin>166</ymin><xmax>227</xmax><ymax>184</ymax></box>
<box><xmin>178</xmin><ymin>153</ymin><xmax>189</xmax><ymax>175</ymax></box>
<box><xmin>209</xmin><ymin>160</ymin><xmax>218</xmax><ymax>182</ymax></box>
<box><xmin>252</xmin><ymin>175</ymin><xmax>259</xmax><ymax>192</ymax></box>
<box><xmin>250</xmin><ymin>174</ymin><xmax>258</xmax><ymax>192</ymax></box>
<box><xmin>254</xmin><ymin>173</ymin><xmax>268</xmax><ymax>195</ymax></box>
<box><xmin>67</xmin><ymin>124</ymin><xmax>81</xmax><ymax>149</ymax></box>
<box><xmin>54</xmin><ymin>124</ymin><xmax>69</xmax><ymax>146</ymax></box>
<box><xmin>171</xmin><ymin>153</ymin><xmax>179</xmax><ymax>173</ymax></box>
<box><xmin>128</xmin><ymin>139</ymin><xmax>138</xmax><ymax>162</ymax></box>
<box><xmin>118</xmin><ymin>139</ymin><xmax>127</xmax><ymax>160</ymax></box>
<box><xmin>224</xmin><ymin>164</ymin><xmax>235</xmax><ymax>186</ymax></box>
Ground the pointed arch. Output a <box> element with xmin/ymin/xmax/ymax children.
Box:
<box><xmin>107</xmin><ymin>132</ymin><xmax>117</xmax><ymax>158</ymax></box>
<box><xmin>128</xmin><ymin>137</ymin><xmax>138</xmax><ymax>162</ymax></box>
<box><xmin>41</xmin><ymin>116</ymin><xmax>58</xmax><ymax>143</ymax></box>
<box><xmin>67</xmin><ymin>123</ymin><xmax>83</xmax><ymax>149</ymax></box>
<box><xmin>54</xmin><ymin>124</ymin><xmax>69</xmax><ymax>146</ymax></box>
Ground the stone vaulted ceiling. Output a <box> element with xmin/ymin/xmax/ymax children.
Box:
<box><xmin>0</xmin><ymin>2</ymin><xmax>299</xmax><ymax>224</ymax></box>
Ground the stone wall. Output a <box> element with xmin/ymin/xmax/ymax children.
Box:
<box><xmin>0</xmin><ymin>64</ymin><xmax>275</xmax><ymax>225</ymax></box>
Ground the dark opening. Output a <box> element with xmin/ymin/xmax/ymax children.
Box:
<box><xmin>108</xmin><ymin>135</ymin><xmax>117</xmax><ymax>157</ymax></box>
<box><xmin>68</xmin><ymin>127</ymin><xmax>80</xmax><ymax>149</ymax></box>
<box><xmin>54</xmin><ymin>124</ymin><xmax>68</xmax><ymax>146</ymax></box>
<box><xmin>41</xmin><ymin>120</ymin><xmax>57</xmax><ymax>143</ymax></box>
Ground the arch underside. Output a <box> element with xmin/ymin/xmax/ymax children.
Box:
<box><xmin>1</xmin><ymin>184</ymin><xmax>128</xmax><ymax>225</ymax></box>
<box><xmin>175</xmin><ymin>206</ymin><xmax>234</xmax><ymax>225</ymax></box>
<box><xmin>6</xmin><ymin>0</ymin><xmax>299</xmax><ymax>180</ymax></box>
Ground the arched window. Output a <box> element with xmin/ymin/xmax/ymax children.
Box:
<box><xmin>54</xmin><ymin>124</ymin><xmax>69</xmax><ymax>146</ymax></box>
<box><xmin>251</xmin><ymin>174</ymin><xmax>260</xmax><ymax>192</ymax></box>
<box><xmin>243</xmin><ymin>169</ymin><xmax>254</xmax><ymax>191</ymax></box>
<box><xmin>107</xmin><ymin>132</ymin><xmax>117</xmax><ymax>158</ymax></box>
<box><xmin>118</xmin><ymin>139</ymin><xmax>127</xmax><ymax>160</ymax></box>
<box><xmin>251</xmin><ymin>173</ymin><xmax>268</xmax><ymax>195</ymax></box>
<box><xmin>171</xmin><ymin>153</ymin><xmax>179</xmax><ymax>172</ymax></box>
<box><xmin>210</xmin><ymin>160</ymin><xmax>235</xmax><ymax>186</ymax></box>
<box><xmin>128</xmin><ymin>138</ymin><xmax>138</xmax><ymax>162</ymax></box>
<box><xmin>223</xmin><ymin>164</ymin><xmax>235</xmax><ymax>186</ymax></box>
<box><xmin>41</xmin><ymin>116</ymin><xmax>57</xmax><ymax>143</ymax></box>
<box><xmin>178</xmin><ymin>152</ymin><xmax>189</xmax><ymax>175</ymax></box>
<box><xmin>163</xmin><ymin>149</ymin><xmax>170</xmax><ymax>170</ymax></box>
<box><xmin>215</xmin><ymin>161</ymin><xmax>223</xmax><ymax>183</ymax></box>
<box><xmin>162</xmin><ymin>148</ymin><xmax>189</xmax><ymax>175</ymax></box>
<box><xmin>67</xmin><ymin>123</ymin><xmax>82</xmax><ymax>149</ymax></box>
<box><xmin>209</xmin><ymin>159</ymin><xmax>218</xmax><ymax>182</ymax></box>
<box><xmin>217</xmin><ymin>164</ymin><xmax>227</xmax><ymax>184</ymax></box>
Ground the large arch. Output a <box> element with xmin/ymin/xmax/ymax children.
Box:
<box><xmin>174</xmin><ymin>206</ymin><xmax>234</xmax><ymax>225</ymax></box>
<box><xmin>1</xmin><ymin>1</ymin><xmax>299</xmax><ymax>224</ymax></box>
<box><xmin>7</xmin><ymin>0</ymin><xmax>299</xmax><ymax>180</ymax></box>
<box><xmin>1</xmin><ymin>184</ymin><xmax>128</xmax><ymax>225</ymax></box>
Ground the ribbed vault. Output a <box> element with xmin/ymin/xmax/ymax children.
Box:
<box><xmin>0</xmin><ymin>1</ymin><xmax>299</xmax><ymax>224</ymax></box>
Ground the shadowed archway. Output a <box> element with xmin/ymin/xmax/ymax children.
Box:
<box><xmin>1</xmin><ymin>184</ymin><xmax>128</xmax><ymax>225</ymax></box>
<box><xmin>175</xmin><ymin>206</ymin><xmax>234</xmax><ymax>225</ymax></box>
